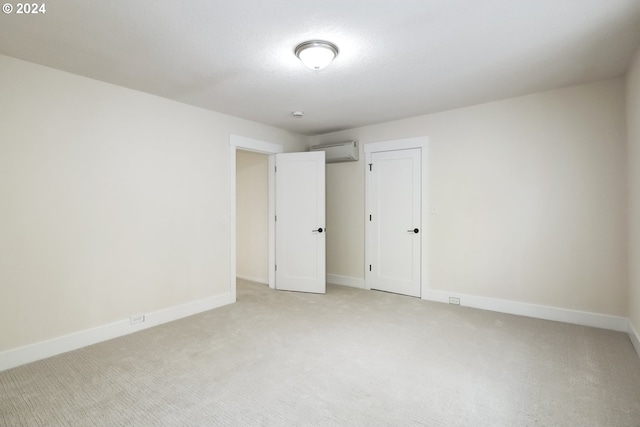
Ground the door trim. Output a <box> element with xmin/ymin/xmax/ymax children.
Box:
<box><xmin>364</xmin><ymin>136</ymin><xmax>429</xmax><ymax>297</ymax></box>
<box><xmin>229</xmin><ymin>135</ymin><xmax>283</xmax><ymax>302</ymax></box>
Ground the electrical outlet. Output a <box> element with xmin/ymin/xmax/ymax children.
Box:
<box><xmin>130</xmin><ymin>314</ymin><xmax>145</xmax><ymax>325</ymax></box>
<box><xmin>449</xmin><ymin>297</ymin><xmax>460</xmax><ymax>305</ymax></box>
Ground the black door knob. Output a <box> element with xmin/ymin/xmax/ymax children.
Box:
<box><xmin>313</xmin><ymin>227</ymin><xmax>324</xmax><ymax>233</ymax></box>
<box><xmin>406</xmin><ymin>228</ymin><xmax>419</xmax><ymax>233</ymax></box>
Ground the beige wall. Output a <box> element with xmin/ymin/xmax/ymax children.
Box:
<box><xmin>0</xmin><ymin>55</ymin><xmax>307</xmax><ymax>351</ymax></box>
<box><xmin>325</xmin><ymin>161</ymin><xmax>366</xmax><ymax>279</ymax></box>
<box><xmin>236</xmin><ymin>151</ymin><xmax>269</xmax><ymax>283</ymax></box>
<box><xmin>312</xmin><ymin>79</ymin><xmax>628</xmax><ymax>316</ymax></box>
<box><xmin>628</xmin><ymin>46</ymin><xmax>640</xmax><ymax>332</ymax></box>
<box><xmin>1</xmin><ymin>50</ymin><xmax>634</xmax><ymax>354</ymax></box>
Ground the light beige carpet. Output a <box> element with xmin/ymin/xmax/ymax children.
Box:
<box><xmin>1</xmin><ymin>279</ymin><xmax>639</xmax><ymax>426</ymax></box>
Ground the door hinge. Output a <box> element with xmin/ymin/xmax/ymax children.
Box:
<box><xmin>369</xmin><ymin>214</ymin><xmax>372</xmax><ymax>221</ymax></box>
<box><xmin>275</xmin><ymin>264</ymin><xmax>277</xmax><ymax>271</ymax></box>
<box><xmin>275</xmin><ymin>166</ymin><xmax>277</xmax><ymax>172</ymax></box>
<box><xmin>275</xmin><ymin>215</ymin><xmax>277</xmax><ymax>222</ymax></box>
<box><xmin>369</xmin><ymin>163</ymin><xmax>373</xmax><ymax>171</ymax></box>
<box><xmin>369</xmin><ymin>264</ymin><xmax>372</xmax><ymax>271</ymax></box>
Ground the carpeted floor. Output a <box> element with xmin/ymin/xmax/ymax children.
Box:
<box><xmin>1</xmin><ymin>279</ymin><xmax>640</xmax><ymax>426</ymax></box>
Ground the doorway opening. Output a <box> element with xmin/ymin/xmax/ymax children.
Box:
<box><xmin>229</xmin><ymin>135</ymin><xmax>283</xmax><ymax>302</ymax></box>
<box><xmin>236</xmin><ymin>150</ymin><xmax>270</xmax><ymax>285</ymax></box>
<box><xmin>230</xmin><ymin>135</ymin><xmax>327</xmax><ymax>299</ymax></box>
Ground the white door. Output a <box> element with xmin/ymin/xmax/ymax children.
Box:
<box><xmin>275</xmin><ymin>151</ymin><xmax>326</xmax><ymax>293</ymax></box>
<box><xmin>368</xmin><ymin>148</ymin><xmax>421</xmax><ymax>297</ymax></box>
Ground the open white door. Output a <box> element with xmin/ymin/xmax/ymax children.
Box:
<box><xmin>275</xmin><ymin>151</ymin><xmax>326</xmax><ymax>294</ymax></box>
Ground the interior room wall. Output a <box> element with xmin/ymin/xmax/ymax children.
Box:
<box><xmin>628</xmin><ymin>46</ymin><xmax>640</xmax><ymax>343</ymax></box>
<box><xmin>0</xmin><ymin>54</ymin><xmax>307</xmax><ymax>353</ymax></box>
<box><xmin>311</xmin><ymin>79</ymin><xmax>628</xmax><ymax>317</ymax></box>
<box><xmin>236</xmin><ymin>151</ymin><xmax>269</xmax><ymax>284</ymax></box>
<box><xmin>325</xmin><ymin>161</ymin><xmax>366</xmax><ymax>282</ymax></box>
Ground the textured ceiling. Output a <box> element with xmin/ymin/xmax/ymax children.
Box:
<box><xmin>1</xmin><ymin>0</ymin><xmax>640</xmax><ymax>135</ymax></box>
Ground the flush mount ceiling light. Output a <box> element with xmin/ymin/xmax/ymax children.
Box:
<box><xmin>295</xmin><ymin>40</ymin><xmax>339</xmax><ymax>70</ymax></box>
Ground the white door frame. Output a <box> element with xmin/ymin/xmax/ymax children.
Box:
<box><xmin>229</xmin><ymin>135</ymin><xmax>283</xmax><ymax>302</ymax></box>
<box><xmin>364</xmin><ymin>136</ymin><xmax>429</xmax><ymax>298</ymax></box>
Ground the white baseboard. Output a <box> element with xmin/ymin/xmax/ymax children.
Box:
<box><xmin>326</xmin><ymin>275</ymin><xmax>627</xmax><ymax>332</ymax></box>
<box><xmin>629</xmin><ymin>320</ymin><xmax>640</xmax><ymax>358</ymax></box>
<box><xmin>422</xmin><ymin>289</ymin><xmax>628</xmax><ymax>332</ymax></box>
<box><xmin>0</xmin><ymin>292</ymin><xmax>234</xmax><ymax>372</ymax></box>
<box><xmin>327</xmin><ymin>274</ymin><xmax>365</xmax><ymax>289</ymax></box>
<box><xmin>237</xmin><ymin>274</ymin><xmax>268</xmax><ymax>285</ymax></box>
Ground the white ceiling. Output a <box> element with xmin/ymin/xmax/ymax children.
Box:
<box><xmin>2</xmin><ymin>0</ymin><xmax>640</xmax><ymax>135</ymax></box>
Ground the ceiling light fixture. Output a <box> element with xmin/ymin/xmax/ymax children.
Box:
<box><xmin>295</xmin><ymin>40</ymin><xmax>339</xmax><ymax>71</ymax></box>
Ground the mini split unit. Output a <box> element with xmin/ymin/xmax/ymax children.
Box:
<box><xmin>310</xmin><ymin>141</ymin><xmax>359</xmax><ymax>163</ymax></box>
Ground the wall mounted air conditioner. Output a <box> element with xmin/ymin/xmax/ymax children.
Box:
<box><xmin>310</xmin><ymin>140</ymin><xmax>359</xmax><ymax>163</ymax></box>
